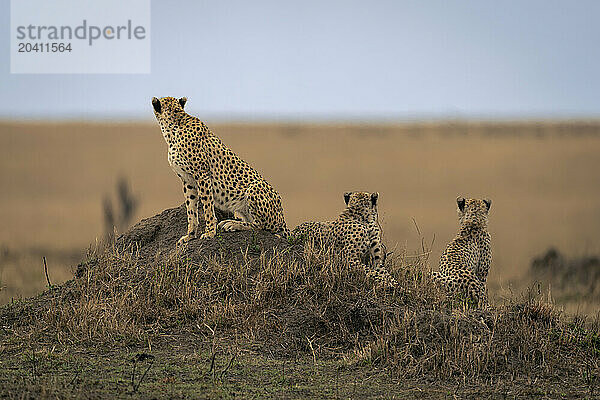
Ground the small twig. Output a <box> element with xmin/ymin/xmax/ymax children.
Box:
<box><xmin>207</xmin><ymin>351</ymin><xmax>219</xmax><ymax>382</ymax></box>
<box><xmin>208</xmin><ymin>352</ymin><xmax>217</xmax><ymax>374</ymax></box>
<box><xmin>202</xmin><ymin>322</ymin><xmax>215</xmax><ymax>336</ymax></box>
<box><xmin>405</xmin><ymin>251</ymin><xmax>432</xmax><ymax>258</ymax></box>
<box><xmin>131</xmin><ymin>353</ymin><xmax>154</xmax><ymax>393</ymax></box>
<box><xmin>133</xmin><ymin>361</ymin><xmax>153</xmax><ymax>392</ymax></box>
<box><xmin>411</xmin><ymin>217</ymin><xmax>421</xmax><ymax>236</ymax></box>
<box><xmin>42</xmin><ymin>257</ymin><xmax>51</xmax><ymax>287</ymax></box>
<box><xmin>306</xmin><ymin>336</ymin><xmax>317</xmax><ymax>365</ymax></box>
<box><xmin>69</xmin><ymin>368</ymin><xmax>81</xmax><ymax>387</ymax></box>
<box><xmin>131</xmin><ymin>359</ymin><xmax>136</xmax><ymax>389</ymax></box>
<box><xmin>219</xmin><ymin>355</ymin><xmax>235</xmax><ymax>380</ymax></box>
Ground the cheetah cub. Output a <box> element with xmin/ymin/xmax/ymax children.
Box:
<box><xmin>433</xmin><ymin>197</ymin><xmax>492</xmax><ymax>306</ymax></box>
<box><xmin>292</xmin><ymin>192</ymin><xmax>396</xmax><ymax>286</ymax></box>
<box><xmin>152</xmin><ymin>97</ymin><xmax>289</xmax><ymax>245</ymax></box>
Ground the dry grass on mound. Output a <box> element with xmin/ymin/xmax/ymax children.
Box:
<box><xmin>10</xmin><ymin>236</ymin><xmax>596</xmax><ymax>384</ymax></box>
<box><xmin>45</xmin><ymin>242</ymin><xmax>426</xmax><ymax>350</ymax></box>
<box><xmin>2</xmin><ymin>206</ymin><xmax>599</xmax><ymax>386</ymax></box>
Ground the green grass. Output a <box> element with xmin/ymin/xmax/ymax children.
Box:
<box><xmin>2</xmin><ymin>338</ymin><xmax>596</xmax><ymax>399</ymax></box>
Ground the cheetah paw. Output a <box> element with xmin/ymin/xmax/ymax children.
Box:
<box><xmin>177</xmin><ymin>234</ymin><xmax>195</xmax><ymax>246</ymax></box>
<box><xmin>199</xmin><ymin>231</ymin><xmax>216</xmax><ymax>240</ymax></box>
<box><xmin>217</xmin><ymin>220</ymin><xmax>237</xmax><ymax>232</ymax></box>
<box><xmin>218</xmin><ymin>220</ymin><xmax>253</xmax><ymax>232</ymax></box>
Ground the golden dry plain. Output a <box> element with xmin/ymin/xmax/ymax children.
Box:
<box><xmin>1</xmin><ymin>120</ymin><xmax>599</xmax><ymax>310</ymax></box>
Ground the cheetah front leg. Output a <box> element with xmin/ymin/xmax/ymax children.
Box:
<box><xmin>196</xmin><ymin>171</ymin><xmax>218</xmax><ymax>239</ymax></box>
<box><xmin>177</xmin><ymin>173</ymin><xmax>200</xmax><ymax>246</ymax></box>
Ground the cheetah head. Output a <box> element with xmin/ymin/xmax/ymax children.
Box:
<box><xmin>151</xmin><ymin>96</ymin><xmax>187</xmax><ymax>120</ymax></box>
<box><xmin>457</xmin><ymin>197</ymin><xmax>491</xmax><ymax>229</ymax></box>
<box><xmin>344</xmin><ymin>191</ymin><xmax>379</xmax><ymax>221</ymax></box>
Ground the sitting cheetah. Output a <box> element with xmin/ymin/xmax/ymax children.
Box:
<box><xmin>152</xmin><ymin>96</ymin><xmax>289</xmax><ymax>245</ymax></box>
<box><xmin>292</xmin><ymin>191</ymin><xmax>396</xmax><ymax>285</ymax></box>
<box><xmin>433</xmin><ymin>197</ymin><xmax>492</xmax><ymax>306</ymax></box>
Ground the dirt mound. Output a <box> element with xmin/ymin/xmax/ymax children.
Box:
<box><xmin>77</xmin><ymin>204</ymin><xmax>297</xmax><ymax>277</ymax></box>
<box><xmin>116</xmin><ymin>204</ymin><xmax>294</xmax><ymax>258</ymax></box>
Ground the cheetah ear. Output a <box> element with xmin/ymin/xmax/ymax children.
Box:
<box><xmin>152</xmin><ymin>97</ymin><xmax>161</xmax><ymax>114</ymax></box>
<box><xmin>179</xmin><ymin>97</ymin><xmax>187</xmax><ymax>109</ymax></box>
<box><xmin>456</xmin><ymin>197</ymin><xmax>466</xmax><ymax>212</ymax></box>
<box><xmin>483</xmin><ymin>198</ymin><xmax>491</xmax><ymax>211</ymax></box>
<box><xmin>371</xmin><ymin>192</ymin><xmax>379</xmax><ymax>207</ymax></box>
<box><xmin>343</xmin><ymin>192</ymin><xmax>352</xmax><ymax>205</ymax></box>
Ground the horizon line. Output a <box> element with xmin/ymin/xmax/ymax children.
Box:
<box><xmin>2</xmin><ymin>112</ymin><xmax>600</xmax><ymax>125</ymax></box>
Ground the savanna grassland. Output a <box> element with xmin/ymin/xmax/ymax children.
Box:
<box><xmin>1</xmin><ymin>120</ymin><xmax>600</xmax><ymax>399</ymax></box>
<box><xmin>0</xmin><ymin>194</ymin><xmax>599</xmax><ymax>398</ymax></box>
<box><xmin>1</xmin><ymin>120</ymin><xmax>599</xmax><ymax>309</ymax></box>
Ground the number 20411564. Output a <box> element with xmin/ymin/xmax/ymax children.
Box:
<box><xmin>18</xmin><ymin>42</ymin><xmax>72</xmax><ymax>53</ymax></box>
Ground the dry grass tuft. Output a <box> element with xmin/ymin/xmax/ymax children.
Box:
<box><xmin>18</xmin><ymin>235</ymin><xmax>596</xmax><ymax>383</ymax></box>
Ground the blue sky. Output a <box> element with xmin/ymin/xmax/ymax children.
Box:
<box><xmin>1</xmin><ymin>0</ymin><xmax>599</xmax><ymax>120</ymax></box>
